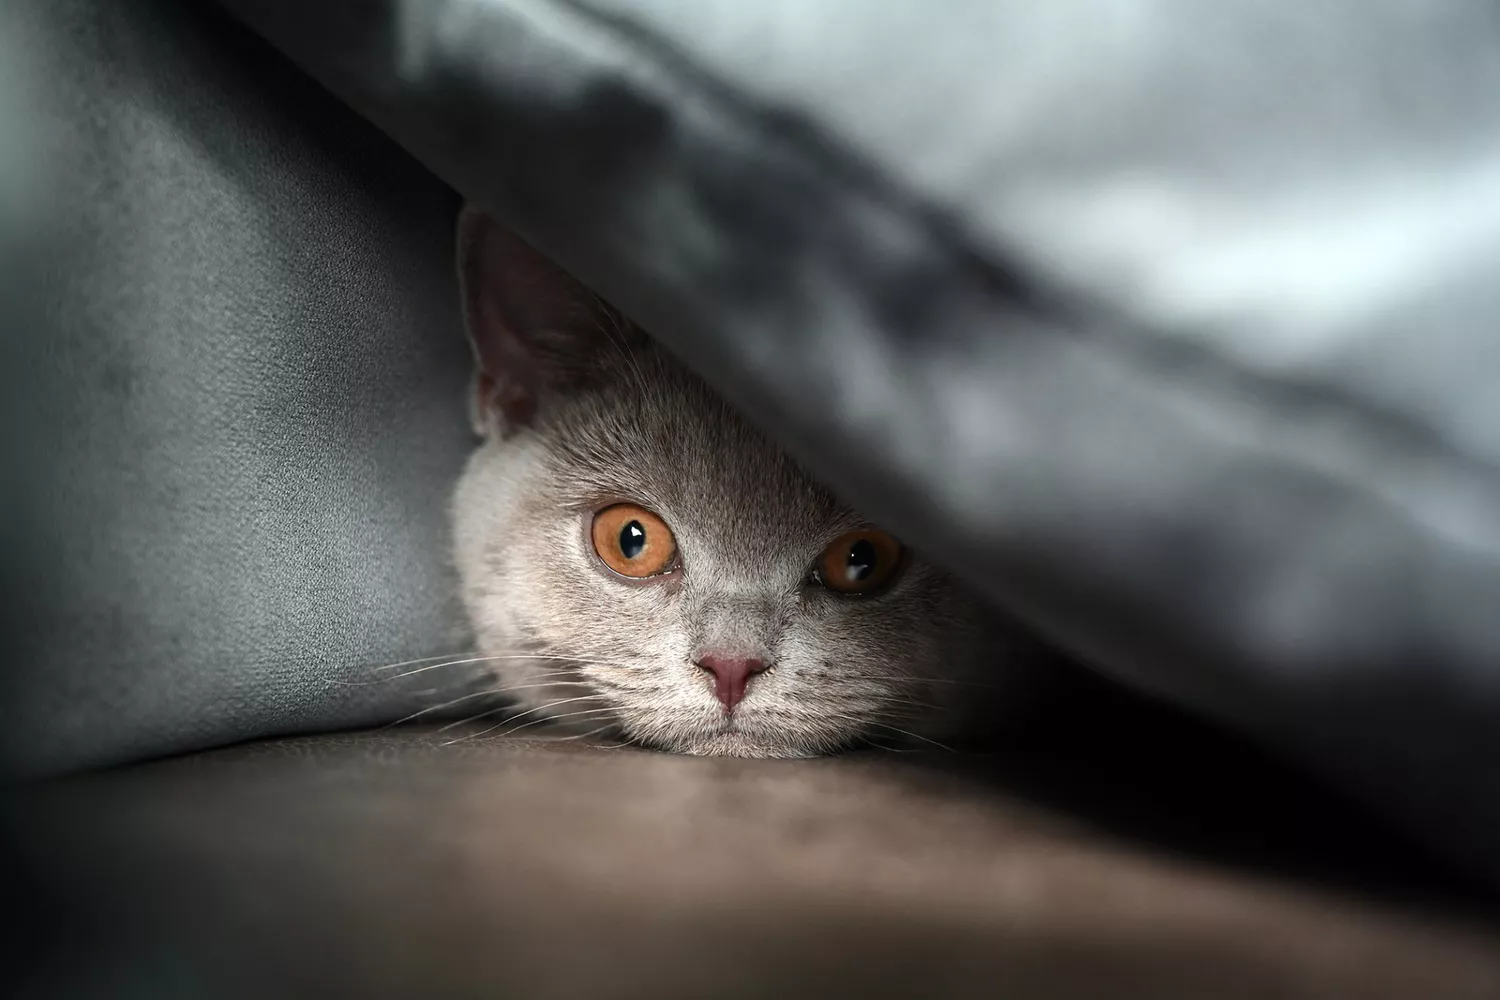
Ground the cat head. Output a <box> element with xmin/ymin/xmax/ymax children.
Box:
<box><xmin>450</xmin><ymin>209</ymin><xmax>1030</xmax><ymax>756</ymax></box>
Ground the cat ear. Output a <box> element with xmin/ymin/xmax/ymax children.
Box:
<box><xmin>456</xmin><ymin>207</ymin><xmax>629</xmax><ymax>437</ymax></box>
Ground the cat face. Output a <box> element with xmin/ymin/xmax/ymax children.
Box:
<box><xmin>449</xmin><ymin>211</ymin><xmax>1030</xmax><ymax>757</ymax></box>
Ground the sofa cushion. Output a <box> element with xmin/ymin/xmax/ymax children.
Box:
<box><xmin>0</xmin><ymin>0</ymin><xmax>474</xmax><ymax>776</ymax></box>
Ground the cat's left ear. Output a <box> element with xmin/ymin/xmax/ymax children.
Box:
<box><xmin>456</xmin><ymin>207</ymin><xmax>633</xmax><ymax>438</ymax></box>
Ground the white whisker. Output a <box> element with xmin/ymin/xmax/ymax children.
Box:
<box><xmin>363</xmin><ymin>652</ymin><xmax>636</xmax><ymax>684</ymax></box>
<box><xmin>865</xmin><ymin>720</ymin><xmax>955</xmax><ymax>753</ymax></box>
<box><xmin>370</xmin><ymin>651</ymin><xmax>477</xmax><ymax>672</ymax></box>
<box><xmin>441</xmin><ymin>694</ymin><xmax>608</xmax><ymax>745</ymax></box>
<box><xmin>544</xmin><ymin>723</ymin><xmax>619</xmax><ymax>743</ymax></box>
<box><xmin>370</xmin><ymin>654</ymin><xmax>529</xmax><ymax>683</ymax></box>
<box><xmin>385</xmin><ymin>678</ymin><xmax>597</xmax><ymax>727</ymax></box>
<box><xmin>815</xmin><ymin>710</ymin><xmax>956</xmax><ymax>754</ymax></box>
<box><xmin>329</xmin><ymin>651</ymin><xmax>475</xmax><ymax>686</ymax></box>
<box><xmin>493</xmin><ymin>706</ymin><xmax>618</xmax><ymax>740</ymax></box>
<box><xmin>431</xmin><ymin>706</ymin><xmax>509</xmax><ymax>733</ymax></box>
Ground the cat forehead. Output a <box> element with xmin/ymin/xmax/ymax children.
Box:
<box><xmin>541</xmin><ymin>354</ymin><xmax>857</xmax><ymax>542</ymax></box>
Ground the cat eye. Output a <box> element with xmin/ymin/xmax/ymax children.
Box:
<box><xmin>813</xmin><ymin>529</ymin><xmax>904</xmax><ymax>595</ymax></box>
<box><xmin>591</xmin><ymin>503</ymin><xmax>678</xmax><ymax>578</ymax></box>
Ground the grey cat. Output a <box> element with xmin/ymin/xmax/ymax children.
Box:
<box><xmin>450</xmin><ymin>208</ymin><xmax>1047</xmax><ymax>757</ymax></box>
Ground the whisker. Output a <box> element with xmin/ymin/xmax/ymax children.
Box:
<box><xmin>837</xmin><ymin>673</ymin><xmax>1008</xmax><ymax>690</ymax></box>
<box><xmin>441</xmin><ymin>707</ymin><xmax>612</xmax><ymax>746</ymax></box>
<box><xmin>870</xmin><ymin>696</ymin><xmax>947</xmax><ymax>714</ymax></box>
<box><xmin>493</xmin><ymin>706</ymin><xmax>618</xmax><ymax>740</ymax></box>
<box><xmin>441</xmin><ymin>694</ymin><xmax>608</xmax><ymax>745</ymax></box>
<box><xmin>370</xmin><ymin>651</ymin><xmax>477</xmax><ymax>673</ymax></box>
<box><xmin>369</xmin><ymin>654</ymin><xmax>530</xmax><ymax>683</ymax></box>
<box><xmin>426</xmin><ymin>683</ymin><xmax>606</xmax><ymax>734</ymax></box>
<box><xmin>386</xmin><ymin>689</ymin><xmax>495</xmax><ymax>727</ymax></box>
<box><xmin>329</xmin><ymin>651</ymin><xmax>475</xmax><ymax>686</ymax></box>
<box><xmin>367</xmin><ymin>653</ymin><xmax>638</xmax><ymax>684</ymax></box>
<box><xmin>865</xmin><ymin>720</ymin><xmax>956</xmax><ymax>753</ymax></box>
<box><xmin>814</xmin><ymin>709</ymin><xmax>956</xmax><ymax>754</ymax></box>
<box><xmin>431</xmin><ymin>705</ymin><xmax>510</xmax><ymax>734</ymax></box>
<box><xmin>858</xmin><ymin>735</ymin><xmax>914</xmax><ymax>754</ymax></box>
<box><xmin>385</xmin><ymin>678</ymin><xmax>597</xmax><ymax>727</ymax></box>
<box><xmin>543</xmin><ymin>723</ymin><xmax>620</xmax><ymax>743</ymax></box>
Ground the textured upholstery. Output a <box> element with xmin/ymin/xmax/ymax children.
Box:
<box><xmin>0</xmin><ymin>0</ymin><xmax>475</xmax><ymax>776</ymax></box>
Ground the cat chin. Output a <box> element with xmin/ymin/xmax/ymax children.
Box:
<box><xmin>629</xmin><ymin>721</ymin><xmax>841</xmax><ymax>760</ymax></box>
<box><xmin>666</xmin><ymin>731</ymin><xmax>824</xmax><ymax>759</ymax></box>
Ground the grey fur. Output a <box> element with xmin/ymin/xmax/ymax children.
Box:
<box><xmin>451</xmin><ymin>211</ymin><xmax>1042</xmax><ymax>757</ymax></box>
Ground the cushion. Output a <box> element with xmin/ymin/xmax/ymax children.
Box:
<box><xmin>0</xmin><ymin>0</ymin><xmax>475</xmax><ymax>775</ymax></box>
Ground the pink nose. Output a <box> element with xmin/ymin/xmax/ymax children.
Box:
<box><xmin>695</xmin><ymin>653</ymin><xmax>769</xmax><ymax>713</ymax></box>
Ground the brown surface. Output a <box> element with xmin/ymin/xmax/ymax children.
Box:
<box><xmin>6</xmin><ymin>728</ymin><xmax>1500</xmax><ymax>999</ymax></box>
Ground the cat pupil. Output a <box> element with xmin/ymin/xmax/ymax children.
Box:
<box><xmin>620</xmin><ymin>520</ymin><xmax>647</xmax><ymax>560</ymax></box>
<box><xmin>845</xmin><ymin>539</ymin><xmax>876</xmax><ymax>581</ymax></box>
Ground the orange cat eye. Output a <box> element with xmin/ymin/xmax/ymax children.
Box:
<box><xmin>815</xmin><ymin>529</ymin><xmax>904</xmax><ymax>595</ymax></box>
<box><xmin>591</xmin><ymin>503</ymin><xmax>678</xmax><ymax>578</ymax></box>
